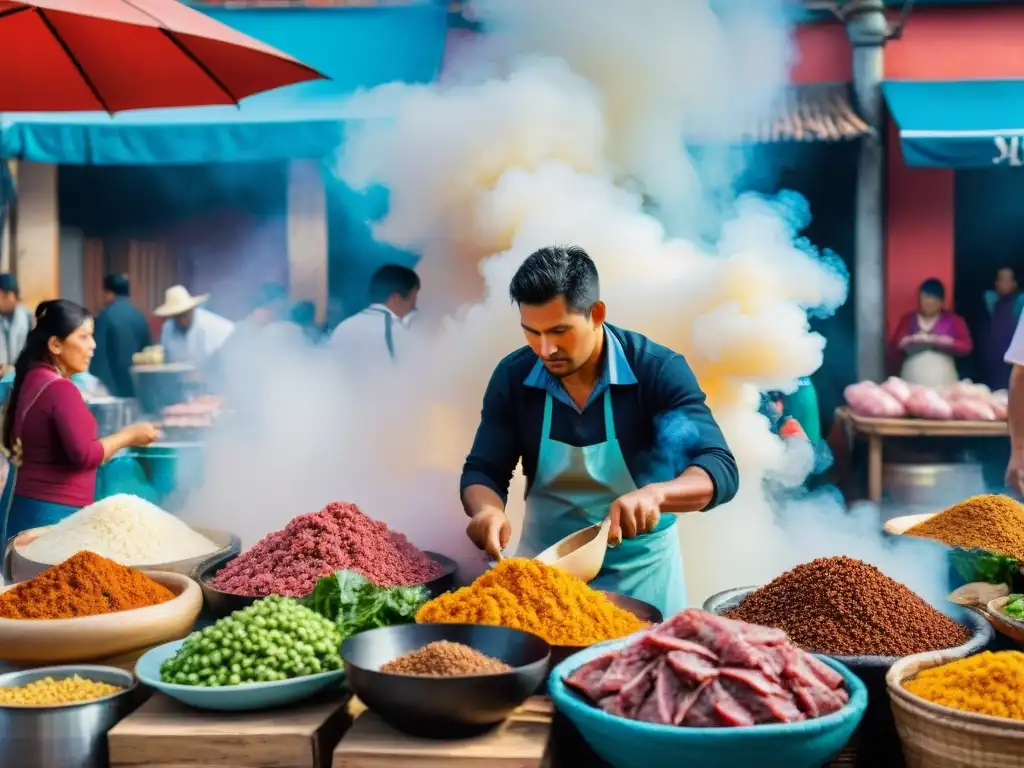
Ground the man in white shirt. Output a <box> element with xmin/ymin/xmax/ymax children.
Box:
<box><xmin>1002</xmin><ymin>315</ymin><xmax>1024</xmax><ymax>492</ymax></box>
<box><xmin>0</xmin><ymin>273</ymin><xmax>33</xmax><ymax>374</ymax></box>
<box><xmin>154</xmin><ymin>285</ymin><xmax>235</xmax><ymax>366</ymax></box>
<box><xmin>329</xmin><ymin>265</ymin><xmax>420</xmax><ymax>369</ymax></box>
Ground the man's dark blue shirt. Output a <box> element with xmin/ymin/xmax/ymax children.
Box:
<box><xmin>460</xmin><ymin>324</ymin><xmax>739</xmax><ymax>508</ymax></box>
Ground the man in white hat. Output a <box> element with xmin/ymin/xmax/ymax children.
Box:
<box><xmin>154</xmin><ymin>285</ymin><xmax>235</xmax><ymax>366</ymax></box>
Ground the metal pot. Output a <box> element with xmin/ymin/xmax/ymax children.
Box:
<box><xmin>0</xmin><ymin>665</ymin><xmax>148</xmax><ymax>768</ymax></box>
<box><xmin>86</xmin><ymin>397</ymin><xmax>140</xmax><ymax>439</ymax></box>
<box><xmin>882</xmin><ymin>462</ymin><xmax>986</xmax><ymax>508</ymax></box>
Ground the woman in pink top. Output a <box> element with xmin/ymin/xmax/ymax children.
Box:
<box><xmin>1</xmin><ymin>300</ymin><xmax>159</xmax><ymax>547</ymax></box>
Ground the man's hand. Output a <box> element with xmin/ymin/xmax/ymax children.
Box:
<box><xmin>466</xmin><ymin>508</ymin><xmax>511</xmax><ymax>560</ymax></box>
<box><xmin>608</xmin><ymin>485</ymin><xmax>665</xmax><ymax>546</ymax></box>
<box><xmin>1006</xmin><ymin>451</ymin><xmax>1024</xmax><ymax>495</ymax></box>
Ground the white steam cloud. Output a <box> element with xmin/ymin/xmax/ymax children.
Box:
<box><xmin>183</xmin><ymin>0</ymin><xmax>951</xmax><ymax>608</ymax></box>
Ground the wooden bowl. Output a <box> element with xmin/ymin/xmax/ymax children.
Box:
<box><xmin>882</xmin><ymin>512</ymin><xmax>938</xmax><ymax>536</ymax></box>
<box><xmin>535</xmin><ymin>519</ymin><xmax>612</xmax><ymax>583</ymax></box>
<box><xmin>0</xmin><ymin>571</ymin><xmax>202</xmax><ymax>664</ymax></box>
<box><xmin>7</xmin><ymin>525</ymin><xmax>239</xmax><ymax>582</ymax></box>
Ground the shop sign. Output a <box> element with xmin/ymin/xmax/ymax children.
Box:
<box><xmin>993</xmin><ymin>136</ymin><xmax>1024</xmax><ymax>167</ymax></box>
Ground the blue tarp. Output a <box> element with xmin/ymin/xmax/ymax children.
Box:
<box><xmin>0</xmin><ymin>5</ymin><xmax>447</xmax><ymax>165</ymax></box>
<box><xmin>884</xmin><ymin>80</ymin><xmax>1024</xmax><ymax>169</ymax></box>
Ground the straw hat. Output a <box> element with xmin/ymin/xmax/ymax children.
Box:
<box><xmin>153</xmin><ymin>285</ymin><xmax>209</xmax><ymax>318</ymax></box>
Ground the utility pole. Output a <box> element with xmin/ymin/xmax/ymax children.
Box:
<box><xmin>806</xmin><ymin>0</ymin><xmax>915</xmax><ymax>382</ymax></box>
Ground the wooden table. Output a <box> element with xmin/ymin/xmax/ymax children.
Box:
<box><xmin>834</xmin><ymin>407</ymin><xmax>1008</xmax><ymax>503</ymax></box>
<box><xmin>109</xmin><ymin>693</ymin><xmax>352</xmax><ymax>768</ymax></box>
<box><xmin>108</xmin><ymin>693</ymin><xmax>611</xmax><ymax>768</ymax></box>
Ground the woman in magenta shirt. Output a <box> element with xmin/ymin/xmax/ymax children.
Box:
<box><xmin>1</xmin><ymin>300</ymin><xmax>158</xmax><ymax>546</ymax></box>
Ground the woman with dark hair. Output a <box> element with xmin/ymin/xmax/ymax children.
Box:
<box><xmin>887</xmin><ymin>278</ymin><xmax>973</xmax><ymax>388</ymax></box>
<box><xmin>0</xmin><ymin>300</ymin><xmax>158</xmax><ymax>546</ymax></box>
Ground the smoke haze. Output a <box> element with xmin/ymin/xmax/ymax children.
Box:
<box><xmin>181</xmin><ymin>0</ymin><xmax>951</xmax><ymax>608</ymax></box>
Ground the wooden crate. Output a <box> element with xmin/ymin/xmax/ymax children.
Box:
<box><xmin>333</xmin><ymin>696</ymin><xmax>554</xmax><ymax>768</ymax></box>
<box><xmin>108</xmin><ymin>692</ymin><xmax>351</xmax><ymax>768</ymax></box>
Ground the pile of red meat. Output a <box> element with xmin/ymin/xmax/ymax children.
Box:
<box><xmin>844</xmin><ymin>377</ymin><xmax>1007</xmax><ymax>421</ymax></box>
<box><xmin>564</xmin><ymin>610</ymin><xmax>849</xmax><ymax>727</ymax></box>
<box><xmin>161</xmin><ymin>395</ymin><xmax>223</xmax><ymax>429</ymax></box>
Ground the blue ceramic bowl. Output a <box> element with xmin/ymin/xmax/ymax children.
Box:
<box><xmin>135</xmin><ymin>639</ymin><xmax>345</xmax><ymax>712</ymax></box>
<box><xmin>549</xmin><ymin>638</ymin><xmax>868</xmax><ymax>768</ymax></box>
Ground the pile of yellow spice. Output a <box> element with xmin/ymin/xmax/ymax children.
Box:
<box><xmin>0</xmin><ymin>675</ymin><xmax>124</xmax><ymax>707</ymax></box>
<box><xmin>416</xmin><ymin>558</ymin><xmax>648</xmax><ymax>646</ymax></box>
<box><xmin>903</xmin><ymin>651</ymin><xmax>1024</xmax><ymax>721</ymax></box>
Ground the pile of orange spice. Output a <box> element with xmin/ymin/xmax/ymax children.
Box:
<box><xmin>0</xmin><ymin>551</ymin><xmax>174</xmax><ymax>619</ymax></box>
<box><xmin>416</xmin><ymin>558</ymin><xmax>648</xmax><ymax>646</ymax></box>
<box><xmin>906</xmin><ymin>494</ymin><xmax>1024</xmax><ymax>560</ymax></box>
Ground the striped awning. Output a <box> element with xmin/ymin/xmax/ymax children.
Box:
<box><xmin>742</xmin><ymin>83</ymin><xmax>871</xmax><ymax>144</ymax></box>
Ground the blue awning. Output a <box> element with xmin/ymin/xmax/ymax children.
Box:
<box><xmin>0</xmin><ymin>96</ymin><xmax>352</xmax><ymax>165</ymax></box>
<box><xmin>884</xmin><ymin>80</ymin><xmax>1024</xmax><ymax>169</ymax></box>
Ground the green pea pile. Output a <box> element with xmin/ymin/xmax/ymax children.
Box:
<box><xmin>160</xmin><ymin>596</ymin><xmax>343</xmax><ymax>687</ymax></box>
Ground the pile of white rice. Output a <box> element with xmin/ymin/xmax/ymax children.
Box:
<box><xmin>20</xmin><ymin>494</ymin><xmax>218</xmax><ymax>566</ymax></box>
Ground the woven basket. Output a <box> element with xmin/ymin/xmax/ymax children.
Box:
<box><xmin>887</xmin><ymin>652</ymin><xmax>1024</xmax><ymax>768</ymax></box>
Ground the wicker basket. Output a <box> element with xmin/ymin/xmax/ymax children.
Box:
<box><xmin>887</xmin><ymin>652</ymin><xmax>1024</xmax><ymax>768</ymax></box>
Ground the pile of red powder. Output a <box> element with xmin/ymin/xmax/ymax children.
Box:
<box><xmin>210</xmin><ymin>501</ymin><xmax>443</xmax><ymax>597</ymax></box>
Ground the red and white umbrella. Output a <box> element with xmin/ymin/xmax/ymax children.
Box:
<box><xmin>0</xmin><ymin>0</ymin><xmax>326</xmax><ymax>113</ymax></box>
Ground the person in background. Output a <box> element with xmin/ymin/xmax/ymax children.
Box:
<box><xmin>154</xmin><ymin>285</ymin><xmax>234</xmax><ymax>366</ymax></box>
<box><xmin>981</xmin><ymin>267</ymin><xmax>1024</xmax><ymax>392</ymax></box>
<box><xmin>328</xmin><ymin>265</ymin><xmax>420</xmax><ymax>368</ymax></box>
<box><xmin>461</xmin><ymin>245</ymin><xmax>738</xmax><ymax>616</ymax></box>
<box><xmin>0</xmin><ymin>300</ymin><xmax>158</xmax><ymax>545</ymax></box>
<box><xmin>0</xmin><ymin>274</ymin><xmax>33</xmax><ymax>376</ymax></box>
<box><xmin>887</xmin><ymin>278</ymin><xmax>973</xmax><ymax>388</ymax></box>
<box><xmin>290</xmin><ymin>301</ymin><xmax>323</xmax><ymax>345</ymax></box>
<box><xmin>89</xmin><ymin>274</ymin><xmax>151</xmax><ymax>397</ymax></box>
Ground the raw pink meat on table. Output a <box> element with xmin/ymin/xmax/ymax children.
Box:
<box><xmin>564</xmin><ymin>609</ymin><xmax>849</xmax><ymax>728</ymax></box>
<box><xmin>210</xmin><ymin>501</ymin><xmax>442</xmax><ymax>597</ymax></box>
<box><xmin>844</xmin><ymin>382</ymin><xmax>905</xmax><ymax>418</ymax></box>
<box><xmin>950</xmin><ymin>398</ymin><xmax>997</xmax><ymax>421</ymax></box>
<box><xmin>904</xmin><ymin>388</ymin><xmax>953</xmax><ymax>420</ymax></box>
<box><xmin>879</xmin><ymin>377</ymin><xmax>913</xmax><ymax>405</ymax></box>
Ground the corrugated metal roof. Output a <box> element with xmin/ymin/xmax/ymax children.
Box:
<box><xmin>745</xmin><ymin>83</ymin><xmax>871</xmax><ymax>143</ymax></box>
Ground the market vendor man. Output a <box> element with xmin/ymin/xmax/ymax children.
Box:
<box><xmin>461</xmin><ymin>245</ymin><xmax>739</xmax><ymax>615</ymax></box>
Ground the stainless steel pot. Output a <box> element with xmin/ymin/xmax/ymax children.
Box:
<box><xmin>0</xmin><ymin>665</ymin><xmax>147</xmax><ymax>768</ymax></box>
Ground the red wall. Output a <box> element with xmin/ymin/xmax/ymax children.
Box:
<box><xmin>883</xmin><ymin>6</ymin><xmax>1024</xmax><ymax>336</ymax></box>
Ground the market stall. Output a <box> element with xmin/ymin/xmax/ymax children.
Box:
<box><xmin>0</xmin><ymin>493</ymin><xmax>1022</xmax><ymax>768</ymax></box>
<box><xmin>835</xmin><ymin>406</ymin><xmax>1007</xmax><ymax>503</ymax></box>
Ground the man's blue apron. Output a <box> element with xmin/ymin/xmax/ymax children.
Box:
<box><xmin>517</xmin><ymin>390</ymin><xmax>687</xmax><ymax>617</ymax></box>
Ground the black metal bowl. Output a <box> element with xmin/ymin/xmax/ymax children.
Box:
<box><xmin>342</xmin><ymin>622</ymin><xmax>550</xmax><ymax>739</ymax></box>
<box><xmin>192</xmin><ymin>550</ymin><xmax>460</xmax><ymax>618</ymax></box>
<box><xmin>548</xmin><ymin>591</ymin><xmax>662</xmax><ymax>666</ymax></box>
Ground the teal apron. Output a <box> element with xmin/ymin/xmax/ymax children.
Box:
<box><xmin>517</xmin><ymin>390</ymin><xmax>687</xmax><ymax>616</ymax></box>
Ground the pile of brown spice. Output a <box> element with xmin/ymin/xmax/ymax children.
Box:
<box><xmin>0</xmin><ymin>551</ymin><xmax>175</xmax><ymax>620</ymax></box>
<box><xmin>724</xmin><ymin>556</ymin><xmax>971</xmax><ymax>657</ymax></box>
<box><xmin>905</xmin><ymin>494</ymin><xmax>1024</xmax><ymax>560</ymax></box>
<box><xmin>380</xmin><ymin>641</ymin><xmax>512</xmax><ymax>676</ymax></box>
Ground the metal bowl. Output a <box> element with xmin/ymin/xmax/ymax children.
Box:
<box><xmin>701</xmin><ymin>585</ymin><xmax>992</xmax><ymax>665</ymax></box>
<box><xmin>194</xmin><ymin>550</ymin><xmax>460</xmax><ymax>619</ymax></box>
<box><xmin>0</xmin><ymin>664</ymin><xmax>148</xmax><ymax>768</ymax></box>
<box><xmin>342</xmin><ymin>623</ymin><xmax>550</xmax><ymax>739</ymax></box>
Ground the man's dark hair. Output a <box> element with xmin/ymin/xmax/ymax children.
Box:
<box><xmin>369</xmin><ymin>265</ymin><xmax>420</xmax><ymax>305</ymax></box>
<box><xmin>0</xmin><ymin>273</ymin><xmax>19</xmax><ymax>296</ymax></box>
<box><xmin>509</xmin><ymin>245</ymin><xmax>600</xmax><ymax>314</ymax></box>
<box><xmin>103</xmin><ymin>274</ymin><xmax>130</xmax><ymax>297</ymax></box>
